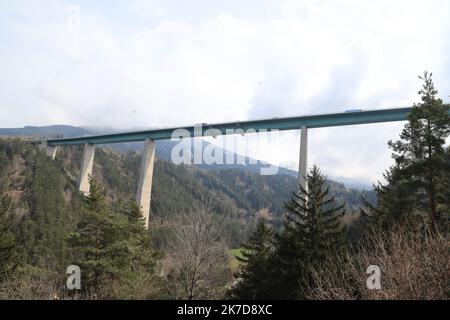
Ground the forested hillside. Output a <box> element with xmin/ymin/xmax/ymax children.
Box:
<box><xmin>0</xmin><ymin>139</ymin><xmax>83</xmax><ymax>269</ymax></box>
<box><xmin>0</xmin><ymin>124</ymin><xmax>307</xmax><ymax>180</ymax></box>
<box><xmin>0</xmin><ymin>138</ymin><xmax>373</xmax><ymax>256</ymax></box>
<box><xmin>229</xmin><ymin>72</ymin><xmax>450</xmax><ymax>300</ymax></box>
<box><xmin>0</xmin><ymin>136</ymin><xmax>377</xmax><ymax>299</ymax></box>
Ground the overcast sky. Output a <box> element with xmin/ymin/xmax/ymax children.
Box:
<box><xmin>1</xmin><ymin>0</ymin><xmax>449</xmax><ymax>187</ymax></box>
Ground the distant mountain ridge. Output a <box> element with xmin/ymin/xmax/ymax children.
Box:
<box><xmin>0</xmin><ymin>124</ymin><xmax>298</xmax><ymax>175</ymax></box>
<box><xmin>0</xmin><ymin>125</ymin><xmax>90</xmax><ymax>138</ymax></box>
<box><xmin>0</xmin><ymin>138</ymin><xmax>376</xmax><ymax>252</ymax></box>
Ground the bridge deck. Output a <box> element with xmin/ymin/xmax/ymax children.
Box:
<box><xmin>46</xmin><ymin>107</ymin><xmax>426</xmax><ymax>146</ymax></box>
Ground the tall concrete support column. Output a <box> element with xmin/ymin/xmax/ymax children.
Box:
<box><xmin>136</xmin><ymin>139</ymin><xmax>156</xmax><ymax>229</ymax></box>
<box><xmin>43</xmin><ymin>143</ymin><xmax>58</xmax><ymax>160</ymax></box>
<box><xmin>78</xmin><ymin>143</ymin><xmax>96</xmax><ymax>195</ymax></box>
<box><xmin>298</xmin><ymin>126</ymin><xmax>308</xmax><ymax>192</ymax></box>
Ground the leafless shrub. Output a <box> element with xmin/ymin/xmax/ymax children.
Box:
<box><xmin>0</xmin><ymin>266</ymin><xmax>68</xmax><ymax>300</ymax></box>
<box><xmin>0</xmin><ymin>266</ymin><xmax>167</xmax><ymax>300</ymax></box>
<box><xmin>105</xmin><ymin>270</ymin><xmax>168</xmax><ymax>300</ymax></box>
<box><xmin>166</xmin><ymin>200</ymin><xmax>231</xmax><ymax>299</ymax></box>
<box><xmin>306</xmin><ymin>224</ymin><xmax>449</xmax><ymax>299</ymax></box>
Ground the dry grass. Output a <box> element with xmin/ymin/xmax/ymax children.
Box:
<box><xmin>0</xmin><ymin>266</ymin><xmax>167</xmax><ymax>300</ymax></box>
<box><xmin>0</xmin><ymin>267</ymin><xmax>69</xmax><ymax>300</ymax></box>
<box><xmin>307</xmin><ymin>224</ymin><xmax>449</xmax><ymax>300</ymax></box>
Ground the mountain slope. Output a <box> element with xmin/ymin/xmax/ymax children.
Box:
<box><xmin>0</xmin><ymin>125</ymin><xmax>89</xmax><ymax>138</ymax></box>
<box><xmin>0</xmin><ymin>125</ymin><xmax>303</xmax><ymax>178</ymax></box>
<box><xmin>1</xmin><ymin>138</ymin><xmax>375</xmax><ymax>257</ymax></box>
<box><xmin>0</xmin><ymin>124</ymin><xmax>375</xmax><ymax>188</ymax></box>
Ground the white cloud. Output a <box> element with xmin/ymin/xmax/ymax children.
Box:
<box><xmin>0</xmin><ymin>0</ymin><xmax>449</xmax><ymax>185</ymax></box>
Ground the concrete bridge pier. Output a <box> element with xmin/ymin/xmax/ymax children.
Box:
<box><xmin>298</xmin><ymin>125</ymin><xmax>308</xmax><ymax>193</ymax></box>
<box><xmin>78</xmin><ymin>143</ymin><xmax>96</xmax><ymax>195</ymax></box>
<box><xmin>136</xmin><ymin>138</ymin><xmax>155</xmax><ymax>229</ymax></box>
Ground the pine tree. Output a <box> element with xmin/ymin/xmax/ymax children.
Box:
<box><xmin>68</xmin><ymin>177</ymin><xmax>111</xmax><ymax>292</ymax></box>
<box><xmin>363</xmin><ymin>163</ymin><xmax>417</xmax><ymax>229</ymax></box>
<box><xmin>118</xmin><ymin>198</ymin><xmax>160</xmax><ymax>273</ymax></box>
<box><xmin>230</xmin><ymin>219</ymin><xmax>275</xmax><ymax>299</ymax></box>
<box><xmin>274</xmin><ymin>165</ymin><xmax>346</xmax><ymax>299</ymax></box>
<box><xmin>115</xmin><ymin>198</ymin><xmax>163</xmax><ymax>299</ymax></box>
<box><xmin>387</xmin><ymin>72</ymin><xmax>450</xmax><ymax>231</ymax></box>
<box><xmin>0</xmin><ymin>178</ymin><xmax>17</xmax><ymax>280</ymax></box>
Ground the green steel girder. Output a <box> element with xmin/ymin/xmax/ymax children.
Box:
<box><xmin>46</xmin><ymin>107</ymin><xmax>450</xmax><ymax>146</ymax></box>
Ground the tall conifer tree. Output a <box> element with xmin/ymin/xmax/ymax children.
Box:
<box><xmin>68</xmin><ymin>177</ymin><xmax>159</xmax><ymax>296</ymax></box>
<box><xmin>363</xmin><ymin>163</ymin><xmax>417</xmax><ymax>229</ymax></box>
<box><xmin>386</xmin><ymin>72</ymin><xmax>450</xmax><ymax>231</ymax></box>
<box><xmin>274</xmin><ymin>165</ymin><xmax>346</xmax><ymax>299</ymax></box>
<box><xmin>230</xmin><ymin>219</ymin><xmax>275</xmax><ymax>299</ymax></box>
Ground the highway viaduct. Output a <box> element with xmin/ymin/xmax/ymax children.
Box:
<box><xmin>41</xmin><ymin>106</ymin><xmax>446</xmax><ymax>229</ymax></box>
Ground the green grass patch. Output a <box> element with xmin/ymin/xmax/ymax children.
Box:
<box><xmin>228</xmin><ymin>248</ymin><xmax>244</xmax><ymax>273</ymax></box>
